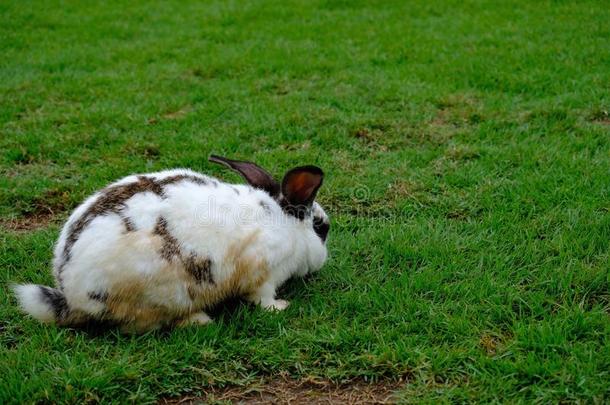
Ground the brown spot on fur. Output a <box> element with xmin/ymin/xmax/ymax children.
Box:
<box><xmin>194</xmin><ymin>231</ymin><xmax>269</xmax><ymax>307</ymax></box>
<box><xmin>232</xmin><ymin>251</ymin><xmax>269</xmax><ymax>295</ymax></box>
<box><xmin>223</xmin><ymin>230</ymin><xmax>266</xmax><ymax>293</ymax></box>
<box><xmin>183</xmin><ymin>254</ymin><xmax>214</xmax><ymax>284</ymax></box>
<box><xmin>120</xmin><ymin>215</ymin><xmax>136</xmax><ymax>232</ymax></box>
<box><xmin>186</xmin><ymin>230</ymin><xmax>269</xmax><ymax>310</ymax></box>
<box><xmin>187</xmin><ymin>285</ymin><xmax>197</xmax><ymax>301</ymax></box>
<box><xmin>153</xmin><ymin>217</ymin><xmax>181</xmax><ymax>261</ymax></box>
<box><xmin>158</xmin><ymin>174</ymin><xmax>209</xmax><ymax>187</ymax></box>
<box><xmin>153</xmin><ymin>215</ymin><xmax>216</xmax><ymax>286</ymax></box>
<box><xmin>103</xmin><ymin>277</ymin><xmax>188</xmax><ymax>333</ymax></box>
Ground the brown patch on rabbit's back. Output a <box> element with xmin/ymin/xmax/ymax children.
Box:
<box><xmin>153</xmin><ymin>216</ymin><xmax>181</xmax><ymax>261</ymax></box>
<box><xmin>183</xmin><ymin>254</ymin><xmax>213</xmax><ymax>284</ymax></box>
<box><xmin>120</xmin><ymin>214</ymin><xmax>136</xmax><ymax>232</ymax></box>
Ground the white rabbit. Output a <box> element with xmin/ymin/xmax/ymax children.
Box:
<box><xmin>13</xmin><ymin>155</ymin><xmax>329</xmax><ymax>333</ymax></box>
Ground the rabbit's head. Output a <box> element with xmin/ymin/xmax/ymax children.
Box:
<box><xmin>210</xmin><ymin>155</ymin><xmax>330</xmax><ymax>271</ymax></box>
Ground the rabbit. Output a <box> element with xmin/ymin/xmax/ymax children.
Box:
<box><xmin>13</xmin><ymin>155</ymin><xmax>329</xmax><ymax>333</ymax></box>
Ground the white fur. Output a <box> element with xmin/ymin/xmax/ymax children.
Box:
<box><xmin>16</xmin><ymin>168</ymin><xmax>328</xmax><ymax>331</ymax></box>
<box><xmin>178</xmin><ymin>311</ymin><xmax>213</xmax><ymax>326</ymax></box>
<box><xmin>12</xmin><ymin>284</ymin><xmax>55</xmax><ymax>323</ymax></box>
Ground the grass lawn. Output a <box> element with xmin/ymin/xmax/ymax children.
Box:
<box><xmin>1</xmin><ymin>0</ymin><xmax>609</xmax><ymax>403</ymax></box>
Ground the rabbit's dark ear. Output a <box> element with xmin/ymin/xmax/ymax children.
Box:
<box><xmin>281</xmin><ymin>166</ymin><xmax>324</xmax><ymax>208</ymax></box>
<box><xmin>209</xmin><ymin>155</ymin><xmax>280</xmax><ymax>196</ymax></box>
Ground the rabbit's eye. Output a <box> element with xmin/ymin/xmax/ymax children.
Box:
<box><xmin>313</xmin><ymin>218</ymin><xmax>329</xmax><ymax>242</ymax></box>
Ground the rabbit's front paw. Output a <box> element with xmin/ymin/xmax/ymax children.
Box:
<box><xmin>178</xmin><ymin>311</ymin><xmax>213</xmax><ymax>327</ymax></box>
<box><xmin>248</xmin><ymin>282</ymin><xmax>289</xmax><ymax>311</ymax></box>
<box><xmin>263</xmin><ymin>299</ymin><xmax>290</xmax><ymax>311</ymax></box>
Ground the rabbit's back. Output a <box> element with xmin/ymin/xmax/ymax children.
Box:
<box><xmin>50</xmin><ymin>169</ymin><xmax>280</xmax><ymax>330</ymax></box>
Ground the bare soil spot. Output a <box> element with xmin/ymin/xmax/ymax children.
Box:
<box><xmin>191</xmin><ymin>67</ymin><xmax>221</xmax><ymax>80</ymax></box>
<box><xmin>444</xmin><ymin>145</ymin><xmax>481</xmax><ymax>162</ymax></box>
<box><xmin>445</xmin><ymin>209</ymin><xmax>471</xmax><ymax>221</ymax></box>
<box><xmin>350</xmin><ymin>123</ymin><xmax>396</xmax><ymax>152</ymax></box>
<box><xmin>280</xmin><ymin>140</ymin><xmax>311</xmax><ymax>151</ymax></box>
<box><xmin>161</xmin><ymin>378</ymin><xmax>402</xmax><ymax>405</ymax></box>
<box><xmin>163</xmin><ymin>106</ymin><xmax>193</xmax><ymax>120</ymax></box>
<box><xmin>386</xmin><ymin>180</ymin><xmax>428</xmax><ymax>207</ymax></box>
<box><xmin>480</xmin><ymin>334</ymin><xmax>500</xmax><ymax>355</ymax></box>
<box><xmin>431</xmin><ymin>94</ymin><xmax>482</xmax><ymax>132</ymax></box>
<box><xmin>0</xmin><ymin>212</ymin><xmax>56</xmax><ymax>231</ymax></box>
<box><xmin>148</xmin><ymin>106</ymin><xmax>193</xmax><ymax>124</ymax></box>
<box><xmin>30</xmin><ymin>189</ymin><xmax>69</xmax><ymax>214</ymax></box>
<box><xmin>2</xmin><ymin>189</ymin><xmax>69</xmax><ymax>231</ymax></box>
<box><xmin>589</xmin><ymin>109</ymin><xmax>610</xmax><ymax>125</ymax></box>
<box><xmin>480</xmin><ymin>332</ymin><xmax>511</xmax><ymax>356</ymax></box>
<box><xmin>7</xmin><ymin>147</ymin><xmax>37</xmax><ymax>165</ymax></box>
<box><xmin>124</xmin><ymin>143</ymin><xmax>161</xmax><ymax>159</ymax></box>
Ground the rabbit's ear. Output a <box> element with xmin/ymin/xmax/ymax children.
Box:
<box><xmin>281</xmin><ymin>166</ymin><xmax>324</xmax><ymax>208</ymax></box>
<box><xmin>209</xmin><ymin>155</ymin><xmax>280</xmax><ymax>196</ymax></box>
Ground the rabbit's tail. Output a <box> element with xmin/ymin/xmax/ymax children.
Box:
<box><xmin>13</xmin><ymin>284</ymin><xmax>85</xmax><ymax>325</ymax></box>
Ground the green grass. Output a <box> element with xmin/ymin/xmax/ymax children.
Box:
<box><xmin>1</xmin><ymin>0</ymin><xmax>609</xmax><ymax>403</ymax></box>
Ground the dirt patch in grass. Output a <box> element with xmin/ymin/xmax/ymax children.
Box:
<box><xmin>161</xmin><ymin>378</ymin><xmax>403</xmax><ymax>405</ymax></box>
<box><xmin>0</xmin><ymin>212</ymin><xmax>57</xmax><ymax>231</ymax></box>
<box><xmin>1</xmin><ymin>189</ymin><xmax>69</xmax><ymax>231</ymax></box>
<box><xmin>589</xmin><ymin>109</ymin><xmax>610</xmax><ymax>125</ymax></box>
